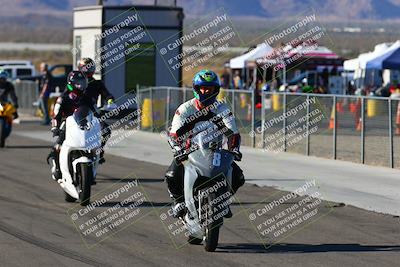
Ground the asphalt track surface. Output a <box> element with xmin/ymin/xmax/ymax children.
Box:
<box><xmin>0</xmin><ymin>123</ymin><xmax>399</xmax><ymax>267</ymax></box>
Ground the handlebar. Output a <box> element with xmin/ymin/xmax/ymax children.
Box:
<box><xmin>173</xmin><ymin>145</ymin><xmax>241</xmax><ymax>162</ymax></box>
<box><xmin>168</xmin><ymin>138</ymin><xmax>241</xmax><ymax>162</ymax></box>
<box><xmin>94</xmin><ymin>104</ymin><xmax>118</xmax><ymax>118</ymax></box>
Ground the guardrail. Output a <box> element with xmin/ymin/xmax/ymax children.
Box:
<box><xmin>137</xmin><ymin>86</ymin><xmax>400</xmax><ymax>169</ymax></box>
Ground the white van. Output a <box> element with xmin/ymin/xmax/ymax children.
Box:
<box><xmin>0</xmin><ymin>60</ymin><xmax>33</xmax><ymax>67</ymax></box>
<box><xmin>0</xmin><ymin>61</ymin><xmax>36</xmax><ymax>79</ymax></box>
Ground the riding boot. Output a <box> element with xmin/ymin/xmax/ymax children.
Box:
<box><xmin>47</xmin><ymin>149</ymin><xmax>61</xmax><ymax>181</ymax></box>
<box><xmin>165</xmin><ymin>159</ymin><xmax>185</xmax><ymax>218</ymax></box>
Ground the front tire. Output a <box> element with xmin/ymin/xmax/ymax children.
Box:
<box><xmin>64</xmin><ymin>192</ymin><xmax>76</xmax><ymax>202</ymax></box>
<box><xmin>204</xmin><ymin>192</ymin><xmax>223</xmax><ymax>252</ymax></box>
<box><xmin>0</xmin><ymin>118</ymin><xmax>6</xmax><ymax>148</ymax></box>
<box><xmin>79</xmin><ymin>163</ymin><xmax>92</xmax><ymax>206</ymax></box>
<box><xmin>188</xmin><ymin>235</ymin><xmax>203</xmax><ymax>245</ymax></box>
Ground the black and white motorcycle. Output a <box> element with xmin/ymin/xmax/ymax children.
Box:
<box><xmin>57</xmin><ymin>106</ymin><xmax>102</xmax><ymax>206</ymax></box>
<box><xmin>171</xmin><ymin>133</ymin><xmax>236</xmax><ymax>252</ymax></box>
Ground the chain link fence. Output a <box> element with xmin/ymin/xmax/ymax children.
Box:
<box><xmin>137</xmin><ymin>86</ymin><xmax>400</xmax><ymax>169</ymax></box>
<box><xmin>13</xmin><ymin>80</ymin><xmax>39</xmax><ymax>115</ymax></box>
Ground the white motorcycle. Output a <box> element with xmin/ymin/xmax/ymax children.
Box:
<box><xmin>58</xmin><ymin>106</ymin><xmax>102</xmax><ymax>206</ymax></box>
<box><xmin>171</xmin><ymin>132</ymin><xmax>236</xmax><ymax>252</ymax></box>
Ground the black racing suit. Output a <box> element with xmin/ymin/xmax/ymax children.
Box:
<box><xmin>52</xmin><ymin>91</ymin><xmax>93</xmax><ymax>143</ymax></box>
<box><xmin>83</xmin><ymin>77</ymin><xmax>114</xmax><ymax>105</ymax></box>
<box><xmin>0</xmin><ymin>80</ymin><xmax>19</xmax><ymax>117</ymax></box>
<box><xmin>81</xmin><ymin>77</ymin><xmax>114</xmax><ymax>158</ymax></box>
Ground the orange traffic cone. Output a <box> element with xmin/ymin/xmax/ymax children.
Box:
<box><xmin>395</xmin><ymin>102</ymin><xmax>400</xmax><ymax>135</ymax></box>
<box><xmin>329</xmin><ymin>104</ymin><xmax>335</xmax><ymax>129</ymax></box>
<box><xmin>356</xmin><ymin>118</ymin><xmax>362</xmax><ymax>131</ymax></box>
<box><xmin>349</xmin><ymin>102</ymin><xmax>356</xmax><ymax>113</ymax></box>
<box><xmin>336</xmin><ymin>101</ymin><xmax>344</xmax><ymax>113</ymax></box>
<box><xmin>354</xmin><ymin>99</ymin><xmax>361</xmax><ymax>131</ymax></box>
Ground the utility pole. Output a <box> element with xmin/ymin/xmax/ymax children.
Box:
<box><xmin>97</xmin><ymin>0</ymin><xmax>105</xmax><ymax>5</ymax></box>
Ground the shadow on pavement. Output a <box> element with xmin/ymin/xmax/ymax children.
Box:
<box><xmin>4</xmin><ymin>145</ymin><xmax>52</xmax><ymax>149</ymax></box>
<box><xmin>98</xmin><ymin>201</ymin><xmax>169</xmax><ymax>208</ymax></box>
<box><xmin>245</xmin><ymin>178</ymin><xmax>300</xmax><ymax>182</ymax></box>
<box><xmin>217</xmin><ymin>243</ymin><xmax>400</xmax><ymax>254</ymax></box>
<box><xmin>97</xmin><ymin>177</ymin><xmax>165</xmax><ymax>183</ymax></box>
<box><xmin>95</xmin><ymin>200</ymin><xmax>293</xmax><ymax>207</ymax></box>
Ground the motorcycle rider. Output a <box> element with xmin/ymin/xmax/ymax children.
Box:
<box><xmin>165</xmin><ymin>69</ymin><xmax>245</xmax><ymax>218</ymax></box>
<box><xmin>77</xmin><ymin>58</ymin><xmax>114</xmax><ymax>164</ymax></box>
<box><xmin>0</xmin><ymin>70</ymin><xmax>19</xmax><ymax>119</ymax></box>
<box><xmin>47</xmin><ymin>71</ymin><xmax>92</xmax><ymax>181</ymax></box>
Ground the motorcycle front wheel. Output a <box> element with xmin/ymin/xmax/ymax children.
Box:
<box><xmin>79</xmin><ymin>163</ymin><xmax>93</xmax><ymax>206</ymax></box>
<box><xmin>188</xmin><ymin>235</ymin><xmax>203</xmax><ymax>245</ymax></box>
<box><xmin>64</xmin><ymin>192</ymin><xmax>76</xmax><ymax>202</ymax></box>
<box><xmin>204</xmin><ymin>192</ymin><xmax>223</xmax><ymax>252</ymax></box>
<box><xmin>0</xmin><ymin>118</ymin><xmax>6</xmax><ymax>147</ymax></box>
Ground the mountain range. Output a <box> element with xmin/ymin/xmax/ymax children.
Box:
<box><xmin>3</xmin><ymin>0</ymin><xmax>400</xmax><ymax>22</ymax></box>
<box><xmin>1</xmin><ymin>0</ymin><xmax>400</xmax><ymax>45</ymax></box>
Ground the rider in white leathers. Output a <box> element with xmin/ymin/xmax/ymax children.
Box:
<box><xmin>165</xmin><ymin>70</ymin><xmax>245</xmax><ymax>218</ymax></box>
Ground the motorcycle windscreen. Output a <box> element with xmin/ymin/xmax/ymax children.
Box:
<box><xmin>190</xmin><ymin>125</ymin><xmax>226</xmax><ymax>150</ymax></box>
<box><xmin>189</xmin><ymin>130</ymin><xmax>233</xmax><ymax>178</ymax></box>
<box><xmin>64</xmin><ymin>106</ymin><xmax>101</xmax><ymax>150</ymax></box>
<box><xmin>188</xmin><ymin>149</ymin><xmax>233</xmax><ymax>179</ymax></box>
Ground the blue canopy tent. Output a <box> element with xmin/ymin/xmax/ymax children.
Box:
<box><xmin>366</xmin><ymin>45</ymin><xmax>400</xmax><ymax>70</ymax></box>
<box><xmin>378</xmin><ymin>49</ymin><xmax>400</xmax><ymax>69</ymax></box>
<box><xmin>363</xmin><ymin>42</ymin><xmax>400</xmax><ymax>86</ymax></box>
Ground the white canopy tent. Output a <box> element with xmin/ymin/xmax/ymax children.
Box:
<box><xmin>229</xmin><ymin>43</ymin><xmax>273</xmax><ymax>69</ymax></box>
<box><xmin>343</xmin><ymin>58</ymin><xmax>359</xmax><ymax>71</ymax></box>
<box><xmin>228</xmin><ymin>43</ymin><xmax>273</xmax><ymax>88</ymax></box>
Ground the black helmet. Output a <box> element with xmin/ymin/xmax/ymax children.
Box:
<box><xmin>67</xmin><ymin>71</ymin><xmax>87</xmax><ymax>94</ymax></box>
<box><xmin>78</xmin><ymin>58</ymin><xmax>96</xmax><ymax>77</ymax></box>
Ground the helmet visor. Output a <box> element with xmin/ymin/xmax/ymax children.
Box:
<box><xmin>199</xmin><ymin>86</ymin><xmax>216</xmax><ymax>95</ymax></box>
<box><xmin>67</xmin><ymin>81</ymin><xmax>86</xmax><ymax>93</ymax></box>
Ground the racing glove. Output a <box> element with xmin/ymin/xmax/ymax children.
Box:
<box><xmin>228</xmin><ymin>133</ymin><xmax>242</xmax><ymax>161</ymax></box>
<box><xmin>174</xmin><ymin>149</ymin><xmax>188</xmax><ymax>163</ymax></box>
<box><xmin>51</xmin><ymin>127</ymin><xmax>60</xmax><ymax>137</ymax></box>
<box><xmin>232</xmin><ymin>148</ymin><xmax>242</xmax><ymax>161</ymax></box>
<box><xmin>169</xmin><ymin>138</ymin><xmax>187</xmax><ymax>163</ymax></box>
